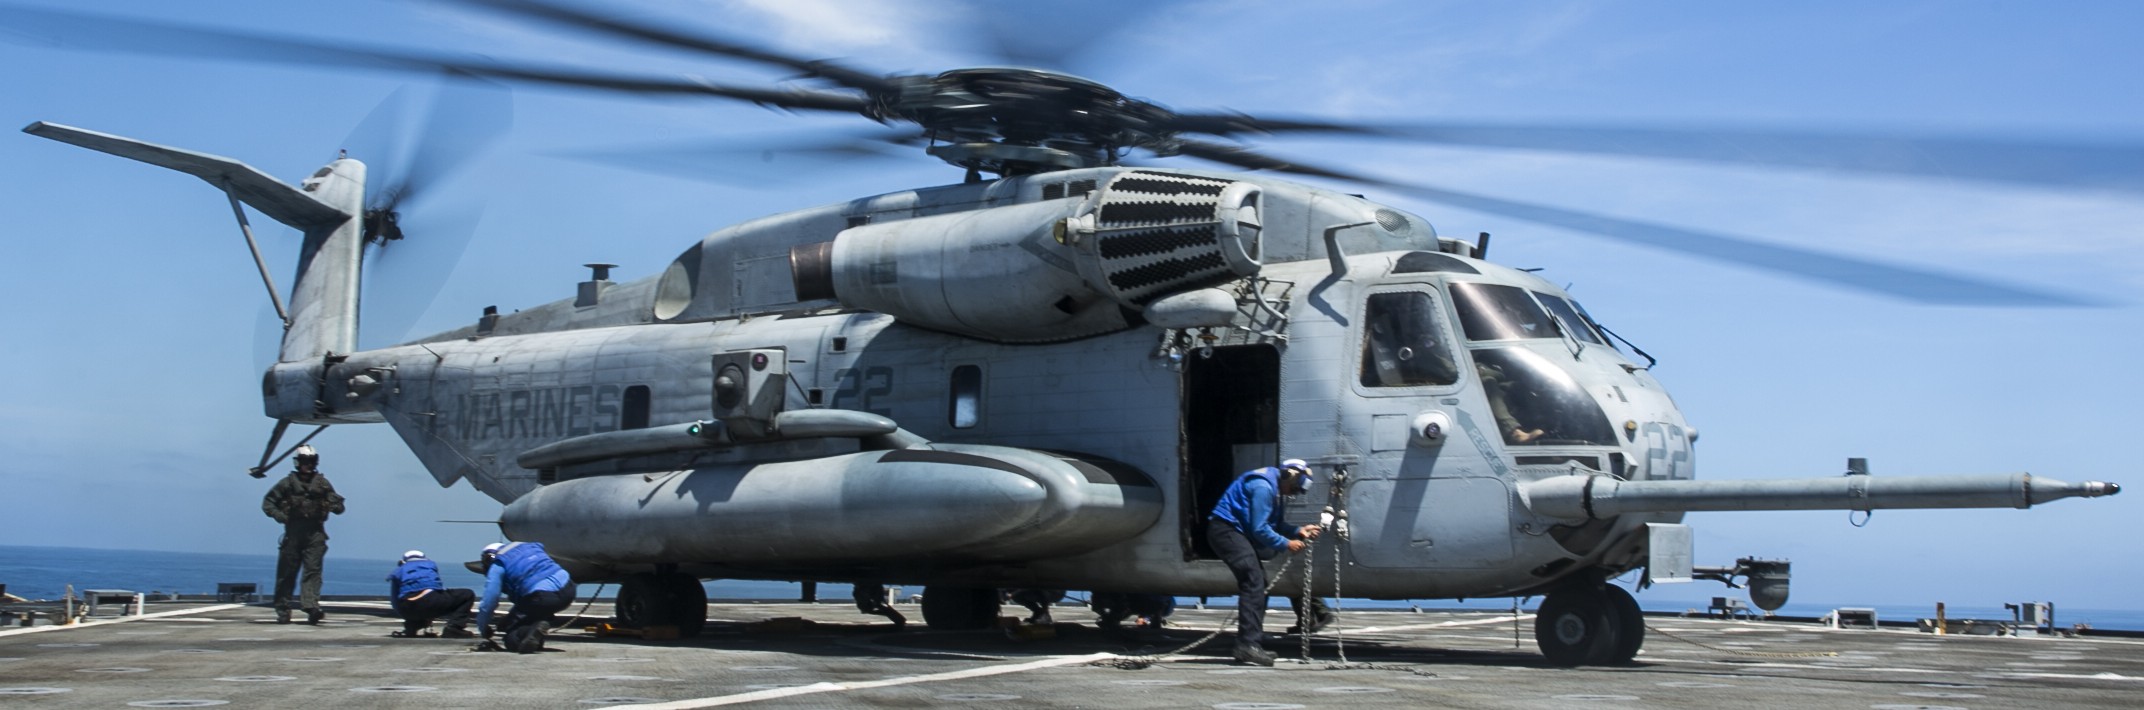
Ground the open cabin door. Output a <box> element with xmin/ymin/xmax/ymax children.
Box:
<box><xmin>1180</xmin><ymin>344</ymin><xmax>1280</xmax><ymax>560</ymax></box>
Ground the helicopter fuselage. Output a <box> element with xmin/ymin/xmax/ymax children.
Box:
<box><xmin>272</xmin><ymin>166</ymin><xmax>1693</xmax><ymax>600</ymax></box>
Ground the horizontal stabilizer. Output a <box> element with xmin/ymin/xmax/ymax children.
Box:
<box><xmin>23</xmin><ymin>121</ymin><xmax>350</xmax><ymax>228</ymax></box>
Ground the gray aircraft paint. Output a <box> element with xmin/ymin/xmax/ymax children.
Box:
<box><xmin>32</xmin><ymin>124</ymin><xmax>2116</xmax><ymax>605</ymax></box>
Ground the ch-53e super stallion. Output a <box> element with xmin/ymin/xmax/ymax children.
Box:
<box><xmin>12</xmin><ymin>1</ymin><xmax>2122</xmax><ymax>667</ymax></box>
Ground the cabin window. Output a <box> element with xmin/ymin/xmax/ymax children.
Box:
<box><xmin>1450</xmin><ymin>282</ymin><xmax>1561</xmax><ymax>341</ymax></box>
<box><xmin>1360</xmin><ymin>291</ymin><xmax>1460</xmax><ymax>388</ymax></box>
<box><xmin>622</xmin><ymin>385</ymin><xmax>651</xmax><ymax>430</ymax></box>
<box><xmin>949</xmin><ymin>365</ymin><xmax>983</xmax><ymax>429</ymax></box>
<box><xmin>1533</xmin><ymin>292</ymin><xmax>1604</xmax><ymax>344</ymax></box>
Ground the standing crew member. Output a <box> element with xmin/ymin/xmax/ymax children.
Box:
<box><xmin>386</xmin><ymin>550</ymin><xmax>476</xmax><ymax>638</ymax></box>
<box><xmin>261</xmin><ymin>444</ymin><xmax>344</xmax><ymax>624</ymax></box>
<box><xmin>475</xmin><ymin>542</ymin><xmax>577</xmax><ymax>653</ymax></box>
<box><xmin>1207</xmin><ymin>458</ymin><xmax>1321</xmax><ymax>666</ymax></box>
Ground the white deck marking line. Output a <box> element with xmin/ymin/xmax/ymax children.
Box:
<box><xmin>1989</xmin><ymin>671</ymin><xmax>2144</xmax><ymax>681</ymax></box>
<box><xmin>1645</xmin><ymin>657</ymin><xmax>1945</xmax><ymax>674</ymax></box>
<box><xmin>1349</xmin><ymin>615</ymin><xmax>1519</xmax><ymax>634</ymax></box>
<box><xmin>0</xmin><ymin>604</ymin><xmax>243</xmax><ymax>637</ymax></box>
<box><xmin>602</xmin><ymin>652</ymin><xmax>1119</xmax><ymax>708</ymax></box>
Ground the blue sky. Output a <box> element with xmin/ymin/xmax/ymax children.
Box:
<box><xmin>1</xmin><ymin>1</ymin><xmax>2139</xmax><ymax>610</ymax></box>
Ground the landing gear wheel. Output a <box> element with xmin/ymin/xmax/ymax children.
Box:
<box><xmin>615</xmin><ymin>573</ymin><xmax>667</xmax><ymax>628</ymax></box>
<box><xmin>920</xmin><ymin>586</ymin><xmax>1001</xmax><ymax>630</ymax></box>
<box><xmin>1602</xmin><ymin>584</ymin><xmax>1645</xmax><ymax>665</ymax></box>
<box><xmin>615</xmin><ymin>572</ymin><xmax>706</xmax><ymax>635</ymax></box>
<box><xmin>1535</xmin><ymin>586</ymin><xmax>1621</xmax><ymax>667</ymax></box>
<box><xmin>663</xmin><ymin>573</ymin><xmax>707</xmax><ymax>638</ymax></box>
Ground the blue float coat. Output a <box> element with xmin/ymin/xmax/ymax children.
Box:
<box><xmin>475</xmin><ymin>542</ymin><xmax>571</xmax><ymax>635</ymax></box>
<box><xmin>1210</xmin><ymin>467</ymin><xmax>1292</xmax><ymax>551</ymax></box>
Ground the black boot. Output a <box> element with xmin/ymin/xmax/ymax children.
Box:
<box><xmin>1232</xmin><ymin>642</ymin><xmax>1276</xmax><ymax>667</ymax></box>
<box><xmin>515</xmin><ymin>621</ymin><xmax>550</xmax><ymax>654</ymax></box>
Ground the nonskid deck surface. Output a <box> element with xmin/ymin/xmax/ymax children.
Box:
<box><xmin>2</xmin><ymin>601</ymin><xmax>2141</xmax><ymax>708</ymax></box>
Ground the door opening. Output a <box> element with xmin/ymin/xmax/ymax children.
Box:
<box><xmin>1181</xmin><ymin>344</ymin><xmax>1280</xmax><ymax>560</ymax></box>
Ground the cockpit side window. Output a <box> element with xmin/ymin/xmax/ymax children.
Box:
<box><xmin>1360</xmin><ymin>291</ymin><xmax>1460</xmax><ymax>388</ymax></box>
<box><xmin>1534</xmin><ymin>293</ymin><xmax>1604</xmax><ymax>345</ymax></box>
<box><xmin>1450</xmin><ymin>282</ymin><xmax>1561</xmax><ymax>341</ymax></box>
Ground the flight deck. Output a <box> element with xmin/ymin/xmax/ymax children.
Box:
<box><xmin>3</xmin><ymin>600</ymin><xmax>2141</xmax><ymax>708</ymax></box>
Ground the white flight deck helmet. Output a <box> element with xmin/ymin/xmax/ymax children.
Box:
<box><xmin>1280</xmin><ymin>458</ymin><xmax>1312</xmax><ymax>490</ymax></box>
<box><xmin>482</xmin><ymin>542</ymin><xmax>505</xmax><ymax>557</ymax></box>
<box><xmin>401</xmin><ymin>550</ymin><xmax>426</xmax><ymax>562</ymax></box>
<box><xmin>293</xmin><ymin>444</ymin><xmax>319</xmax><ymax>469</ymax></box>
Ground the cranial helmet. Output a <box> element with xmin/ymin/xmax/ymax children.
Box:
<box><xmin>401</xmin><ymin>550</ymin><xmax>426</xmax><ymax>562</ymax></box>
<box><xmin>1279</xmin><ymin>458</ymin><xmax>1312</xmax><ymax>488</ymax></box>
<box><xmin>293</xmin><ymin>444</ymin><xmax>319</xmax><ymax>464</ymax></box>
<box><xmin>482</xmin><ymin>542</ymin><xmax>505</xmax><ymax>557</ymax></box>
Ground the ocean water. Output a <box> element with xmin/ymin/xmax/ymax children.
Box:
<box><xmin>6</xmin><ymin>545</ymin><xmax>2138</xmax><ymax>630</ymax></box>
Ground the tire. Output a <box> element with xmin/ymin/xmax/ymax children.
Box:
<box><xmin>1601</xmin><ymin>584</ymin><xmax>1645</xmax><ymax>665</ymax></box>
<box><xmin>920</xmin><ymin>586</ymin><xmax>1001</xmax><ymax>630</ymax></box>
<box><xmin>615</xmin><ymin>573</ymin><xmax>667</xmax><ymax>628</ymax></box>
<box><xmin>664</xmin><ymin>573</ymin><xmax>708</xmax><ymax>638</ymax></box>
<box><xmin>1535</xmin><ymin>587</ymin><xmax>1621</xmax><ymax>667</ymax></box>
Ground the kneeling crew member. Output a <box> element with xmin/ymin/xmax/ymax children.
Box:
<box><xmin>387</xmin><ymin>550</ymin><xmax>475</xmax><ymax>638</ymax></box>
<box><xmin>475</xmin><ymin>542</ymin><xmax>576</xmax><ymax>653</ymax></box>
<box><xmin>1207</xmin><ymin>458</ymin><xmax>1321</xmax><ymax>666</ymax></box>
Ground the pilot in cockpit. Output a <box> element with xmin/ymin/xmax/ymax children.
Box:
<box><xmin>1477</xmin><ymin>362</ymin><xmax>1544</xmax><ymax>444</ymax></box>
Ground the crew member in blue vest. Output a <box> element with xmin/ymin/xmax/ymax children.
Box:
<box><xmin>385</xmin><ymin>550</ymin><xmax>475</xmax><ymax>638</ymax></box>
<box><xmin>474</xmin><ymin>541</ymin><xmax>577</xmax><ymax>653</ymax></box>
<box><xmin>1207</xmin><ymin>458</ymin><xmax>1322</xmax><ymax>666</ymax></box>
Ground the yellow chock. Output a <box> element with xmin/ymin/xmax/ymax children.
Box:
<box><xmin>1005</xmin><ymin>623</ymin><xmax>1058</xmax><ymax>641</ymax></box>
<box><xmin>745</xmin><ymin>617</ymin><xmax>819</xmax><ymax>633</ymax></box>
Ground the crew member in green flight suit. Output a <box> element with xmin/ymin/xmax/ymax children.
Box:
<box><xmin>261</xmin><ymin>444</ymin><xmax>345</xmax><ymax>624</ymax></box>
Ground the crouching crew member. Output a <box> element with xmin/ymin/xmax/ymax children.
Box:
<box><xmin>475</xmin><ymin>542</ymin><xmax>576</xmax><ymax>653</ymax></box>
<box><xmin>386</xmin><ymin>550</ymin><xmax>475</xmax><ymax>638</ymax></box>
<box><xmin>1207</xmin><ymin>458</ymin><xmax>1322</xmax><ymax>666</ymax></box>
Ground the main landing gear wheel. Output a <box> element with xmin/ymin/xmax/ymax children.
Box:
<box><xmin>920</xmin><ymin>586</ymin><xmax>1001</xmax><ymax>630</ymax></box>
<box><xmin>615</xmin><ymin>572</ymin><xmax>708</xmax><ymax>637</ymax></box>
<box><xmin>1535</xmin><ymin>586</ymin><xmax>1621</xmax><ymax>667</ymax></box>
<box><xmin>1602</xmin><ymin>583</ymin><xmax>1645</xmax><ymax>665</ymax></box>
<box><xmin>664</xmin><ymin>573</ymin><xmax>708</xmax><ymax>637</ymax></box>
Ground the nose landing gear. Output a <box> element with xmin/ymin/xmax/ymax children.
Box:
<box><xmin>1535</xmin><ymin>582</ymin><xmax>1646</xmax><ymax>666</ymax></box>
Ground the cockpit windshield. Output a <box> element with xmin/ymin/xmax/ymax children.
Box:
<box><xmin>1450</xmin><ymin>282</ymin><xmax>1561</xmax><ymax>341</ymax></box>
<box><xmin>1533</xmin><ymin>292</ymin><xmax>1603</xmax><ymax>345</ymax></box>
<box><xmin>1472</xmin><ymin>347</ymin><xmax>1619</xmax><ymax>447</ymax></box>
<box><xmin>1360</xmin><ymin>291</ymin><xmax>1460</xmax><ymax>387</ymax></box>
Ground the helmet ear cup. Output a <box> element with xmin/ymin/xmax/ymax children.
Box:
<box><xmin>1282</xmin><ymin>467</ymin><xmax>1310</xmax><ymax>491</ymax></box>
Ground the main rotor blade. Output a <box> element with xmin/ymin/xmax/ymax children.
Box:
<box><xmin>1172</xmin><ymin>140</ymin><xmax>2093</xmax><ymax>306</ymax></box>
<box><xmin>0</xmin><ymin>5</ymin><xmax>870</xmax><ymax>113</ymax></box>
<box><xmin>1163</xmin><ymin>111</ymin><xmax>1378</xmax><ymax>138</ymax></box>
<box><xmin>553</xmin><ymin>130</ymin><xmax>926</xmax><ymax>186</ymax></box>
<box><xmin>1373</xmin><ymin>124</ymin><xmax>2144</xmax><ymax>195</ymax></box>
<box><xmin>447</xmin><ymin>0</ymin><xmax>896</xmax><ymax>94</ymax></box>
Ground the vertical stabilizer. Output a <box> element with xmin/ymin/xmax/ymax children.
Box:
<box><xmin>23</xmin><ymin>122</ymin><xmax>364</xmax><ymax>361</ymax></box>
<box><xmin>280</xmin><ymin>159</ymin><xmax>366</xmax><ymax>362</ymax></box>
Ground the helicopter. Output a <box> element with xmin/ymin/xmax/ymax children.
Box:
<box><xmin>6</xmin><ymin>2</ymin><xmax>2134</xmax><ymax>667</ymax></box>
